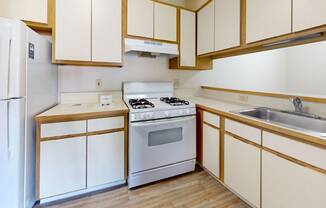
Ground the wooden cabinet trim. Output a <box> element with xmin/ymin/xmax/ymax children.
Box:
<box><xmin>263</xmin><ymin>146</ymin><xmax>326</xmax><ymax>175</ymax></box>
<box><xmin>225</xmin><ymin>131</ymin><xmax>262</xmax><ymax>149</ymax></box>
<box><xmin>35</xmin><ymin>110</ymin><xmax>128</xmax><ymax>124</ymax></box>
<box><xmin>203</xmin><ymin>121</ymin><xmax>219</xmax><ymax>130</ymax></box>
<box><xmin>23</xmin><ymin>0</ymin><xmax>54</xmax><ymax>32</ymax></box>
<box><xmin>196</xmin><ymin>104</ymin><xmax>326</xmax><ymax>149</ymax></box>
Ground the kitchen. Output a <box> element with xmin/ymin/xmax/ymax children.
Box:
<box><xmin>0</xmin><ymin>0</ymin><xmax>326</xmax><ymax>208</ymax></box>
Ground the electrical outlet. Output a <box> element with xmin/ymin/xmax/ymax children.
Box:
<box><xmin>96</xmin><ymin>79</ymin><xmax>102</xmax><ymax>89</ymax></box>
<box><xmin>239</xmin><ymin>95</ymin><xmax>249</xmax><ymax>102</ymax></box>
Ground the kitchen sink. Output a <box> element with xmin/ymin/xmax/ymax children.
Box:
<box><xmin>231</xmin><ymin>107</ymin><xmax>326</xmax><ymax>137</ymax></box>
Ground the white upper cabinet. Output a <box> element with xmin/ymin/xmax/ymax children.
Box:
<box><xmin>127</xmin><ymin>0</ymin><xmax>154</xmax><ymax>39</ymax></box>
<box><xmin>154</xmin><ymin>2</ymin><xmax>177</xmax><ymax>42</ymax></box>
<box><xmin>92</xmin><ymin>0</ymin><xmax>122</xmax><ymax>63</ymax></box>
<box><xmin>55</xmin><ymin>0</ymin><xmax>92</xmax><ymax>61</ymax></box>
<box><xmin>179</xmin><ymin>9</ymin><xmax>196</xmax><ymax>67</ymax></box>
<box><xmin>214</xmin><ymin>0</ymin><xmax>241</xmax><ymax>51</ymax></box>
<box><xmin>246</xmin><ymin>0</ymin><xmax>292</xmax><ymax>43</ymax></box>
<box><xmin>197</xmin><ymin>1</ymin><xmax>215</xmax><ymax>55</ymax></box>
<box><xmin>0</xmin><ymin>0</ymin><xmax>48</xmax><ymax>24</ymax></box>
<box><xmin>293</xmin><ymin>0</ymin><xmax>326</xmax><ymax>32</ymax></box>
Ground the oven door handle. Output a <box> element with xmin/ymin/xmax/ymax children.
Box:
<box><xmin>130</xmin><ymin>116</ymin><xmax>196</xmax><ymax>128</ymax></box>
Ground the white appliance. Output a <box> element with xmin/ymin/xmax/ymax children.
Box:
<box><xmin>124</xmin><ymin>38</ymin><xmax>179</xmax><ymax>55</ymax></box>
<box><xmin>0</xmin><ymin>17</ymin><xmax>58</xmax><ymax>208</ymax></box>
<box><xmin>123</xmin><ymin>82</ymin><xmax>196</xmax><ymax>188</ymax></box>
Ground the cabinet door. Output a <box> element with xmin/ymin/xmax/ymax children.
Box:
<box><xmin>246</xmin><ymin>0</ymin><xmax>292</xmax><ymax>43</ymax></box>
<box><xmin>92</xmin><ymin>0</ymin><xmax>122</xmax><ymax>63</ymax></box>
<box><xmin>197</xmin><ymin>1</ymin><xmax>215</xmax><ymax>55</ymax></box>
<box><xmin>0</xmin><ymin>0</ymin><xmax>47</xmax><ymax>24</ymax></box>
<box><xmin>180</xmin><ymin>9</ymin><xmax>196</xmax><ymax>67</ymax></box>
<box><xmin>154</xmin><ymin>2</ymin><xmax>177</xmax><ymax>42</ymax></box>
<box><xmin>224</xmin><ymin>135</ymin><xmax>260</xmax><ymax>208</ymax></box>
<box><xmin>87</xmin><ymin>132</ymin><xmax>125</xmax><ymax>187</ymax></box>
<box><xmin>55</xmin><ymin>0</ymin><xmax>91</xmax><ymax>61</ymax></box>
<box><xmin>40</xmin><ymin>137</ymin><xmax>86</xmax><ymax>199</ymax></box>
<box><xmin>214</xmin><ymin>0</ymin><xmax>240</xmax><ymax>51</ymax></box>
<box><xmin>293</xmin><ymin>0</ymin><xmax>326</xmax><ymax>32</ymax></box>
<box><xmin>127</xmin><ymin>0</ymin><xmax>154</xmax><ymax>39</ymax></box>
<box><xmin>262</xmin><ymin>150</ymin><xmax>326</xmax><ymax>208</ymax></box>
<box><xmin>203</xmin><ymin>124</ymin><xmax>220</xmax><ymax>178</ymax></box>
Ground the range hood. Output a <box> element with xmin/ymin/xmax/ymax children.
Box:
<box><xmin>125</xmin><ymin>38</ymin><xmax>179</xmax><ymax>55</ymax></box>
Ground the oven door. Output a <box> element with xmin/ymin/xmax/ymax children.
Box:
<box><xmin>129</xmin><ymin>116</ymin><xmax>196</xmax><ymax>174</ymax></box>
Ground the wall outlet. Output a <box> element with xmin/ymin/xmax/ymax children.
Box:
<box><xmin>239</xmin><ymin>95</ymin><xmax>249</xmax><ymax>102</ymax></box>
<box><xmin>96</xmin><ymin>79</ymin><xmax>102</xmax><ymax>89</ymax></box>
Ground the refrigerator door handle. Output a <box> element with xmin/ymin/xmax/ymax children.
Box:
<box><xmin>6</xmin><ymin>101</ymin><xmax>11</xmax><ymax>159</ymax></box>
<box><xmin>0</xmin><ymin>25</ymin><xmax>12</xmax><ymax>99</ymax></box>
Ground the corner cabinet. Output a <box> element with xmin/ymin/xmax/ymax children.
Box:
<box><xmin>246</xmin><ymin>0</ymin><xmax>292</xmax><ymax>43</ymax></box>
<box><xmin>293</xmin><ymin>0</ymin><xmax>326</xmax><ymax>32</ymax></box>
<box><xmin>54</xmin><ymin>0</ymin><xmax>123</xmax><ymax>66</ymax></box>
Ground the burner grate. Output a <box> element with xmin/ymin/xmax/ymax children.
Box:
<box><xmin>160</xmin><ymin>97</ymin><xmax>190</xmax><ymax>106</ymax></box>
<box><xmin>129</xmin><ymin>99</ymin><xmax>155</xmax><ymax>109</ymax></box>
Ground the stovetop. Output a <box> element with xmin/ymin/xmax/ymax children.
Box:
<box><xmin>127</xmin><ymin>97</ymin><xmax>193</xmax><ymax>111</ymax></box>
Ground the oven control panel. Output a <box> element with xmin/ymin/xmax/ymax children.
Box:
<box><xmin>130</xmin><ymin>108</ymin><xmax>196</xmax><ymax>122</ymax></box>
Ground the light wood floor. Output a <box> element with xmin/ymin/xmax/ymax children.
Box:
<box><xmin>43</xmin><ymin>170</ymin><xmax>249</xmax><ymax>208</ymax></box>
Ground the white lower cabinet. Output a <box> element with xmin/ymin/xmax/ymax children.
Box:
<box><xmin>224</xmin><ymin>134</ymin><xmax>261</xmax><ymax>208</ymax></box>
<box><xmin>87</xmin><ymin>132</ymin><xmax>125</xmax><ymax>187</ymax></box>
<box><xmin>203</xmin><ymin>124</ymin><xmax>220</xmax><ymax>178</ymax></box>
<box><xmin>262</xmin><ymin>150</ymin><xmax>326</xmax><ymax>208</ymax></box>
<box><xmin>40</xmin><ymin>137</ymin><xmax>87</xmax><ymax>199</ymax></box>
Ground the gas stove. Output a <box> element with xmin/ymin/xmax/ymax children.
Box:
<box><xmin>123</xmin><ymin>82</ymin><xmax>196</xmax><ymax>189</ymax></box>
<box><xmin>123</xmin><ymin>82</ymin><xmax>196</xmax><ymax>122</ymax></box>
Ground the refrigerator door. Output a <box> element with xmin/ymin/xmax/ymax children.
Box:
<box><xmin>0</xmin><ymin>18</ymin><xmax>27</xmax><ymax>100</ymax></box>
<box><xmin>0</xmin><ymin>98</ymin><xmax>26</xmax><ymax>208</ymax></box>
<box><xmin>0</xmin><ymin>23</ymin><xmax>12</xmax><ymax>99</ymax></box>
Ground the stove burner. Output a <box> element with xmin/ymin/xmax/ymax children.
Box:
<box><xmin>160</xmin><ymin>97</ymin><xmax>190</xmax><ymax>106</ymax></box>
<box><xmin>129</xmin><ymin>99</ymin><xmax>155</xmax><ymax>109</ymax></box>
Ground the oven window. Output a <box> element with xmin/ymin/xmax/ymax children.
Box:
<box><xmin>148</xmin><ymin>127</ymin><xmax>183</xmax><ymax>146</ymax></box>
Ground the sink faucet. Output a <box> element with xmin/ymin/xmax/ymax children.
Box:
<box><xmin>291</xmin><ymin>97</ymin><xmax>303</xmax><ymax>113</ymax></box>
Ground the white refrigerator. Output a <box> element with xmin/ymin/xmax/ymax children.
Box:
<box><xmin>0</xmin><ymin>17</ymin><xmax>58</xmax><ymax>208</ymax></box>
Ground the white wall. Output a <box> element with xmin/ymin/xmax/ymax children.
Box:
<box><xmin>173</xmin><ymin>49</ymin><xmax>288</xmax><ymax>93</ymax></box>
<box><xmin>59</xmin><ymin>53</ymin><xmax>176</xmax><ymax>93</ymax></box>
<box><xmin>59</xmin><ymin>41</ymin><xmax>326</xmax><ymax>98</ymax></box>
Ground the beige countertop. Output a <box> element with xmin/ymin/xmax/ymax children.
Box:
<box><xmin>188</xmin><ymin>96</ymin><xmax>326</xmax><ymax>148</ymax></box>
<box><xmin>35</xmin><ymin>100</ymin><xmax>128</xmax><ymax>123</ymax></box>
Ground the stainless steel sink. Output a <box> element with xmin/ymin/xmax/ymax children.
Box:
<box><xmin>231</xmin><ymin>107</ymin><xmax>326</xmax><ymax>137</ymax></box>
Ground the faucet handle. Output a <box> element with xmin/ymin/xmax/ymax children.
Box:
<box><xmin>291</xmin><ymin>97</ymin><xmax>303</xmax><ymax>112</ymax></box>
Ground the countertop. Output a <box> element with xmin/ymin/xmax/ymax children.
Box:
<box><xmin>35</xmin><ymin>100</ymin><xmax>129</xmax><ymax>123</ymax></box>
<box><xmin>188</xmin><ymin>96</ymin><xmax>326</xmax><ymax>148</ymax></box>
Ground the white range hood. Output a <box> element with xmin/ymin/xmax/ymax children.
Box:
<box><xmin>124</xmin><ymin>38</ymin><xmax>179</xmax><ymax>55</ymax></box>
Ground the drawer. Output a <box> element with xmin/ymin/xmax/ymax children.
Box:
<box><xmin>203</xmin><ymin>111</ymin><xmax>220</xmax><ymax>127</ymax></box>
<box><xmin>41</xmin><ymin>120</ymin><xmax>86</xmax><ymax>138</ymax></box>
<box><xmin>88</xmin><ymin>116</ymin><xmax>124</xmax><ymax>132</ymax></box>
<box><xmin>225</xmin><ymin>119</ymin><xmax>261</xmax><ymax>145</ymax></box>
<box><xmin>263</xmin><ymin>131</ymin><xmax>326</xmax><ymax>170</ymax></box>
